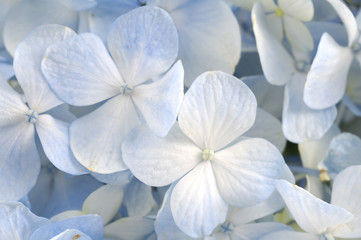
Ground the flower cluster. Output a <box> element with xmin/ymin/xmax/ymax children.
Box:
<box><xmin>0</xmin><ymin>0</ymin><xmax>360</xmax><ymax>239</ymax></box>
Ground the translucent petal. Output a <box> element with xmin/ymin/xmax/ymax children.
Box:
<box><xmin>83</xmin><ymin>184</ymin><xmax>123</xmax><ymax>225</ymax></box>
<box><xmin>331</xmin><ymin>165</ymin><xmax>361</xmax><ymax>237</ymax></box>
<box><xmin>14</xmin><ymin>25</ymin><xmax>75</xmax><ymax>113</ymax></box>
<box><xmin>0</xmin><ymin>124</ymin><xmax>40</xmax><ymax>201</ymax></box>
<box><xmin>61</xmin><ymin>0</ymin><xmax>97</xmax><ymax>11</ymax></box>
<box><xmin>42</xmin><ymin>33</ymin><xmax>122</xmax><ymax>106</ymax></box>
<box><xmin>178</xmin><ymin>71</ymin><xmax>256</xmax><ymax>151</ymax></box>
<box><xmin>279</xmin><ymin>0</ymin><xmax>314</xmax><ymax>21</ymax></box>
<box><xmin>259</xmin><ymin>230</ymin><xmax>318</xmax><ymax>240</ymax></box>
<box><xmin>283</xmin><ymin>73</ymin><xmax>337</xmax><ymax>143</ymax></box>
<box><xmin>104</xmin><ymin>217</ymin><xmax>154</xmax><ymax>240</ymax></box>
<box><xmin>304</xmin><ymin>33</ymin><xmax>353</xmax><ymax>109</ymax></box>
<box><xmin>36</xmin><ymin>114</ymin><xmax>88</xmax><ymax>175</ymax></box>
<box><xmin>212</xmin><ymin>138</ymin><xmax>285</xmax><ymax>207</ymax></box>
<box><xmin>244</xmin><ymin>108</ymin><xmax>286</xmax><ymax>152</ymax></box>
<box><xmin>326</xmin><ymin>0</ymin><xmax>359</xmax><ymax>46</ymax></box>
<box><xmin>107</xmin><ymin>6</ymin><xmax>178</xmax><ymax>86</ymax></box>
<box><xmin>284</xmin><ymin>16</ymin><xmax>314</xmax><ymax>52</ymax></box>
<box><xmin>132</xmin><ymin>61</ymin><xmax>183</xmax><ymax>137</ymax></box>
<box><xmin>70</xmin><ymin>95</ymin><xmax>140</xmax><ymax>174</ymax></box>
<box><xmin>30</xmin><ymin>215</ymin><xmax>103</xmax><ymax>240</ymax></box>
<box><xmin>50</xmin><ymin>229</ymin><xmax>91</xmax><ymax>240</ymax></box>
<box><xmin>91</xmin><ymin>170</ymin><xmax>132</xmax><ymax>185</ymax></box>
<box><xmin>252</xmin><ymin>3</ymin><xmax>295</xmax><ymax>85</ymax></box>
<box><xmin>122</xmin><ymin>124</ymin><xmax>201</xmax><ymax>187</ymax></box>
<box><xmin>3</xmin><ymin>0</ymin><xmax>77</xmax><ymax>56</ymax></box>
<box><xmin>171</xmin><ymin>161</ymin><xmax>228</xmax><ymax>238</ymax></box>
<box><xmin>275</xmin><ymin>179</ymin><xmax>353</xmax><ymax>235</ymax></box>
<box><xmin>147</xmin><ymin>0</ymin><xmax>241</xmax><ymax>86</ymax></box>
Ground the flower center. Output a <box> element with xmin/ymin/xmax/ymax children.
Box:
<box><xmin>202</xmin><ymin>149</ymin><xmax>214</xmax><ymax>161</ymax></box>
<box><xmin>320</xmin><ymin>233</ymin><xmax>334</xmax><ymax>240</ymax></box>
<box><xmin>120</xmin><ymin>84</ymin><xmax>133</xmax><ymax>95</ymax></box>
<box><xmin>351</xmin><ymin>42</ymin><xmax>361</xmax><ymax>54</ymax></box>
<box><xmin>220</xmin><ymin>222</ymin><xmax>234</xmax><ymax>234</ymax></box>
<box><xmin>275</xmin><ymin>7</ymin><xmax>284</xmax><ymax>17</ymax></box>
<box><xmin>24</xmin><ymin>109</ymin><xmax>39</xmax><ymax>123</ymax></box>
<box><xmin>295</xmin><ymin>60</ymin><xmax>309</xmax><ymax>72</ymax></box>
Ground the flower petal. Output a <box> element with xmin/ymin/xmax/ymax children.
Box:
<box><xmin>265</xmin><ymin>14</ymin><xmax>283</xmax><ymax>42</ymax></box>
<box><xmin>252</xmin><ymin>2</ymin><xmax>295</xmax><ymax>86</ymax></box>
<box><xmin>61</xmin><ymin>0</ymin><xmax>97</xmax><ymax>11</ymax></box>
<box><xmin>122</xmin><ymin>124</ymin><xmax>201</xmax><ymax>187</ymax></box>
<box><xmin>3</xmin><ymin>0</ymin><xmax>78</xmax><ymax>56</ymax></box>
<box><xmin>275</xmin><ymin>179</ymin><xmax>353</xmax><ymax>235</ymax></box>
<box><xmin>260</xmin><ymin>231</ymin><xmax>318</xmax><ymax>240</ymax></box>
<box><xmin>42</xmin><ymin>33</ymin><xmax>122</xmax><ymax>106</ymax></box>
<box><xmin>279</xmin><ymin>0</ymin><xmax>314</xmax><ymax>21</ymax></box>
<box><xmin>104</xmin><ymin>217</ymin><xmax>154</xmax><ymax>240</ymax></box>
<box><xmin>50</xmin><ymin>229</ymin><xmax>91</xmax><ymax>240</ymax></box>
<box><xmin>284</xmin><ymin>16</ymin><xmax>314</xmax><ymax>52</ymax></box>
<box><xmin>283</xmin><ymin>73</ymin><xmax>337</xmax><ymax>143</ymax></box>
<box><xmin>107</xmin><ymin>6</ymin><xmax>178</xmax><ymax>86</ymax></box>
<box><xmin>36</xmin><ymin>114</ymin><xmax>88</xmax><ymax>175</ymax></box>
<box><xmin>179</xmin><ymin>71</ymin><xmax>257</xmax><ymax>151</ymax></box>
<box><xmin>212</xmin><ymin>138</ymin><xmax>285</xmax><ymax>207</ymax></box>
<box><xmin>14</xmin><ymin>25</ymin><xmax>75</xmax><ymax>113</ymax></box>
<box><xmin>70</xmin><ymin>95</ymin><xmax>140</xmax><ymax>174</ymax></box>
<box><xmin>132</xmin><ymin>60</ymin><xmax>183</xmax><ymax>137</ymax></box>
<box><xmin>0</xmin><ymin>123</ymin><xmax>40</xmax><ymax>201</ymax></box>
<box><xmin>171</xmin><ymin>161</ymin><xmax>228</xmax><ymax>238</ymax></box>
<box><xmin>304</xmin><ymin>33</ymin><xmax>353</xmax><ymax>109</ymax></box>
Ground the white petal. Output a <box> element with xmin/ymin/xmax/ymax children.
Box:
<box><xmin>104</xmin><ymin>217</ymin><xmax>155</xmax><ymax>240</ymax></box>
<box><xmin>284</xmin><ymin>16</ymin><xmax>314</xmax><ymax>52</ymax></box>
<box><xmin>244</xmin><ymin>108</ymin><xmax>286</xmax><ymax>152</ymax></box>
<box><xmin>51</xmin><ymin>210</ymin><xmax>85</xmax><ymax>222</ymax></box>
<box><xmin>70</xmin><ymin>95</ymin><xmax>140</xmax><ymax>173</ymax></box>
<box><xmin>61</xmin><ymin>0</ymin><xmax>97</xmax><ymax>11</ymax></box>
<box><xmin>304</xmin><ymin>33</ymin><xmax>353</xmax><ymax>109</ymax></box>
<box><xmin>83</xmin><ymin>184</ymin><xmax>123</xmax><ymax>225</ymax></box>
<box><xmin>212</xmin><ymin>138</ymin><xmax>285</xmax><ymax>207</ymax></box>
<box><xmin>232</xmin><ymin>222</ymin><xmax>293</xmax><ymax>239</ymax></box>
<box><xmin>107</xmin><ymin>6</ymin><xmax>178</xmax><ymax>86</ymax></box>
<box><xmin>122</xmin><ymin>124</ymin><xmax>201</xmax><ymax>187</ymax></box>
<box><xmin>252</xmin><ymin>3</ymin><xmax>295</xmax><ymax>85</ymax></box>
<box><xmin>260</xmin><ymin>230</ymin><xmax>318</xmax><ymax>240</ymax></box>
<box><xmin>265</xmin><ymin>14</ymin><xmax>283</xmax><ymax>42</ymax></box>
<box><xmin>275</xmin><ymin>179</ymin><xmax>353</xmax><ymax>235</ymax></box>
<box><xmin>283</xmin><ymin>73</ymin><xmax>337</xmax><ymax>143</ymax></box>
<box><xmin>179</xmin><ymin>71</ymin><xmax>257</xmax><ymax>151</ymax></box>
<box><xmin>50</xmin><ymin>229</ymin><xmax>91</xmax><ymax>240</ymax></box>
<box><xmin>326</xmin><ymin>0</ymin><xmax>359</xmax><ymax>46</ymax></box>
<box><xmin>132</xmin><ymin>60</ymin><xmax>184</xmax><ymax>137</ymax></box>
<box><xmin>14</xmin><ymin>25</ymin><xmax>75</xmax><ymax>113</ymax></box>
<box><xmin>3</xmin><ymin>0</ymin><xmax>78</xmax><ymax>56</ymax></box>
<box><xmin>147</xmin><ymin>0</ymin><xmax>241</xmax><ymax>86</ymax></box>
<box><xmin>36</xmin><ymin>114</ymin><xmax>88</xmax><ymax>175</ymax></box>
<box><xmin>0</xmin><ymin>124</ymin><xmax>40</xmax><ymax>201</ymax></box>
<box><xmin>331</xmin><ymin>165</ymin><xmax>361</xmax><ymax>237</ymax></box>
<box><xmin>279</xmin><ymin>0</ymin><xmax>314</xmax><ymax>21</ymax></box>
<box><xmin>0</xmin><ymin>202</ymin><xmax>49</xmax><ymax>239</ymax></box>
<box><xmin>0</xmin><ymin>80</ymin><xmax>28</xmax><ymax>126</ymax></box>
<box><xmin>42</xmin><ymin>33</ymin><xmax>122</xmax><ymax>106</ymax></box>
<box><xmin>171</xmin><ymin>161</ymin><xmax>228</xmax><ymax>238</ymax></box>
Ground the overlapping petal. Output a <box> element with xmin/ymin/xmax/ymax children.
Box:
<box><xmin>284</xmin><ymin>16</ymin><xmax>314</xmax><ymax>52</ymax></box>
<box><xmin>279</xmin><ymin>0</ymin><xmax>314</xmax><ymax>21</ymax></box>
<box><xmin>178</xmin><ymin>71</ymin><xmax>256</xmax><ymax>151</ymax></box>
<box><xmin>104</xmin><ymin>217</ymin><xmax>155</xmax><ymax>240</ymax></box>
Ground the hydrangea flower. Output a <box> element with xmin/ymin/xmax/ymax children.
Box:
<box><xmin>42</xmin><ymin>6</ymin><xmax>184</xmax><ymax>174</ymax></box>
<box><xmin>122</xmin><ymin>71</ymin><xmax>291</xmax><ymax>237</ymax></box>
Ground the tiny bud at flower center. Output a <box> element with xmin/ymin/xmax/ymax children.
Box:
<box><xmin>202</xmin><ymin>149</ymin><xmax>214</xmax><ymax>161</ymax></box>
<box><xmin>275</xmin><ymin>7</ymin><xmax>284</xmax><ymax>17</ymax></box>
<box><xmin>120</xmin><ymin>84</ymin><xmax>133</xmax><ymax>95</ymax></box>
<box><xmin>25</xmin><ymin>109</ymin><xmax>39</xmax><ymax>123</ymax></box>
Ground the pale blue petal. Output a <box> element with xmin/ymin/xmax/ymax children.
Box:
<box><xmin>36</xmin><ymin>114</ymin><xmax>88</xmax><ymax>175</ymax></box>
<box><xmin>61</xmin><ymin>0</ymin><xmax>97</xmax><ymax>11</ymax></box>
<box><xmin>50</xmin><ymin>229</ymin><xmax>91</xmax><ymax>240</ymax></box>
<box><xmin>107</xmin><ymin>6</ymin><xmax>178</xmax><ymax>86</ymax></box>
<box><xmin>30</xmin><ymin>215</ymin><xmax>103</xmax><ymax>240</ymax></box>
<box><xmin>252</xmin><ymin>2</ymin><xmax>295</xmax><ymax>86</ymax></box>
<box><xmin>42</xmin><ymin>33</ymin><xmax>122</xmax><ymax>106</ymax></box>
<box><xmin>171</xmin><ymin>161</ymin><xmax>228</xmax><ymax>238</ymax></box>
<box><xmin>213</xmin><ymin>138</ymin><xmax>285</xmax><ymax>207</ymax></box>
<box><xmin>0</xmin><ymin>202</ymin><xmax>49</xmax><ymax>239</ymax></box>
<box><xmin>104</xmin><ymin>217</ymin><xmax>155</xmax><ymax>240</ymax></box>
<box><xmin>3</xmin><ymin>0</ymin><xmax>78</xmax><ymax>56</ymax></box>
<box><xmin>304</xmin><ymin>33</ymin><xmax>353</xmax><ymax>109</ymax></box>
<box><xmin>283</xmin><ymin>73</ymin><xmax>337</xmax><ymax>143</ymax></box>
<box><xmin>122</xmin><ymin>124</ymin><xmax>201</xmax><ymax>187</ymax></box>
<box><xmin>71</xmin><ymin>95</ymin><xmax>140</xmax><ymax>174</ymax></box>
<box><xmin>147</xmin><ymin>0</ymin><xmax>241</xmax><ymax>86</ymax></box>
<box><xmin>322</xmin><ymin>133</ymin><xmax>361</xmax><ymax>176</ymax></box>
<box><xmin>91</xmin><ymin>170</ymin><xmax>132</xmax><ymax>185</ymax></box>
<box><xmin>259</xmin><ymin>230</ymin><xmax>318</xmax><ymax>240</ymax></box>
<box><xmin>132</xmin><ymin>60</ymin><xmax>183</xmax><ymax>137</ymax></box>
<box><xmin>0</xmin><ymin>124</ymin><xmax>40</xmax><ymax>201</ymax></box>
<box><xmin>13</xmin><ymin>24</ymin><xmax>76</xmax><ymax>113</ymax></box>
<box><xmin>178</xmin><ymin>71</ymin><xmax>256</xmax><ymax>151</ymax></box>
